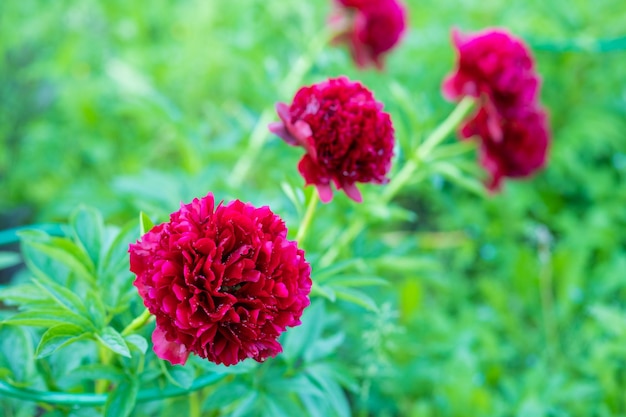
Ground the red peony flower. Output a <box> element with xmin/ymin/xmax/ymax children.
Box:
<box><xmin>460</xmin><ymin>106</ymin><xmax>550</xmax><ymax>191</ymax></box>
<box><xmin>269</xmin><ymin>76</ymin><xmax>395</xmax><ymax>203</ymax></box>
<box><xmin>331</xmin><ymin>0</ymin><xmax>407</xmax><ymax>69</ymax></box>
<box><xmin>442</xmin><ymin>28</ymin><xmax>539</xmax><ymax>115</ymax></box>
<box><xmin>129</xmin><ymin>193</ymin><xmax>312</xmax><ymax>366</ymax></box>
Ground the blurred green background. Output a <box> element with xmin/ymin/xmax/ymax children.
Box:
<box><xmin>1</xmin><ymin>0</ymin><xmax>626</xmax><ymax>416</ymax></box>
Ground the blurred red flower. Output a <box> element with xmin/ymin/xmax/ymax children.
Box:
<box><xmin>460</xmin><ymin>106</ymin><xmax>550</xmax><ymax>191</ymax></box>
<box><xmin>442</xmin><ymin>28</ymin><xmax>551</xmax><ymax>190</ymax></box>
<box><xmin>442</xmin><ymin>28</ymin><xmax>539</xmax><ymax>115</ymax></box>
<box><xmin>331</xmin><ymin>0</ymin><xmax>407</xmax><ymax>69</ymax></box>
<box><xmin>269</xmin><ymin>76</ymin><xmax>395</xmax><ymax>203</ymax></box>
<box><xmin>129</xmin><ymin>193</ymin><xmax>311</xmax><ymax>366</ymax></box>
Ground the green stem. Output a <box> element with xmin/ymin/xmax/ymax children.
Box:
<box><xmin>416</xmin><ymin>96</ymin><xmax>475</xmax><ymax>160</ymax></box>
<box><xmin>230</xmin><ymin>28</ymin><xmax>332</xmax><ymax>188</ymax></box>
<box><xmin>95</xmin><ymin>343</ymin><xmax>113</xmax><ymax>394</ymax></box>
<box><xmin>0</xmin><ymin>374</ymin><xmax>225</xmax><ymax>406</ymax></box>
<box><xmin>121</xmin><ymin>308</ymin><xmax>153</xmax><ymax>337</ymax></box>
<box><xmin>295</xmin><ymin>191</ymin><xmax>319</xmax><ymax>243</ymax></box>
<box><xmin>189</xmin><ymin>391</ymin><xmax>201</xmax><ymax>417</ymax></box>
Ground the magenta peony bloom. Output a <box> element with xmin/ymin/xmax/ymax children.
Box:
<box><xmin>442</xmin><ymin>28</ymin><xmax>539</xmax><ymax>114</ymax></box>
<box><xmin>129</xmin><ymin>193</ymin><xmax>312</xmax><ymax>366</ymax></box>
<box><xmin>331</xmin><ymin>0</ymin><xmax>407</xmax><ymax>69</ymax></box>
<box><xmin>460</xmin><ymin>106</ymin><xmax>550</xmax><ymax>191</ymax></box>
<box><xmin>269</xmin><ymin>76</ymin><xmax>395</xmax><ymax>203</ymax></box>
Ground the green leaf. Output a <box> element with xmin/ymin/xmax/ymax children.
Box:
<box><xmin>2</xmin><ymin>309</ymin><xmax>93</xmax><ymax>329</ymax></box>
<box><xmin>310</xmin><ymin>282</ymin><xmax>336</xmax><ymax>302</ymax></box>
<box><xmin>125</xmin><ymin>334</ymin><xmax>148</xmax><ymax>354</ymax></box>
<box><xmin>35</xmin><ymin>324</ymin><xmax>87</xmax><ymax>358</ymax></box>
<box><xmin>306</xmin><ymin>364</ymin><xmax>350</xmax><ymax>417</ymax></box>
<box><xmin>326</xmin><ymin>275</ymin><xmax>389</xmax><ymax>288</ymax></box>
<box><xmin>139</xmin><ymin>212</ymin><xmax>154</xmax><ymax>235</ymax></box>
<box><xmin>64</xmin><ymin>364</ymin><xmax>126</xmax><ymax>386</ymax></box>
<box><xmin>32</xmin><ymin>277</ymin><xmax>90</xmax><ymax>317</ymax></box>
<box><xmin>261</xmin><ymin>394</ymin><xmax>302</xmax><ymax>417</ymax></box>
<box><xmin>203</xmin><ymin>382</ymin><xmax>255</xmax><ymax>411</ymax></box>
<box><xmin>590</xmin><ymin>305</ymin><xmax>626</xmax><ymax>337</ymax></box>
<box><xmin>0</xmin><ymin>325</ymin><xmax>36</xmax><ymax>383</ymax></box>
<box><xmin>0</xmin><ymin>251</ymin><xmax>21</xmax><ymax>270</ymax></box>
<box><xmin>84</xmin><ymin>289</ymin><xmax>107</xmax><ymax>329</ymax></box>
<box><xmin>331</xmin><ymin>286</ymin><xmax>379</xmax><ymax>312</ymax></box>
<box><xmin>160</xmin><ymin>361</ymin><xmax>195</xmax><ymax>389</ymax></box>
<box><xmin>101</xmin><ymin>220</ymin><xmax>139</xmax><ymax>277</ymax></box>
<box><xmin>373</xmin><ymin>256</ymin><xmax>439</xmax><ymax>274</ymax></box>
<box><xmin>104</xmin><ymin>378</ymin><xmax>139</xmax><ymax>417</ymax></box>
<box><xmin>432</xmin><ymin>161</ymin><xmax>487</xmax><ymax>197</ymax></box>
<box><xmin>0</xmin><ymin>283</ymin><xmax>52</xmax><ymax>306</ymax></box>
<box><xmin>20</xmin><ymin>232</ymin><xmax>96</xmax><ymax>284</ymax></box>
<box><xmin>313</xmin><ymin>258</ymin><xmax>367</xmax><ymax>282</ymax></box>
<box><xmin>282</xmin><ymin>300</ymin><xmax>325</xmax><ymax>363</ymax></box>
<box><xmin>96</xmin><ymin>327</ymin><xmax>131</xmax><ymax>358</ymax></box>
<box><xmin>71</xmin><ymin>206</ymin><xmax>104</xmax><ymax>267</ymax></box>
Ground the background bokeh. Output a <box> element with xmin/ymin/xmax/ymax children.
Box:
<box><xmin>1</xmin><ymin>0</ymin><xmax>626</xmax><ymax>416</ymax></box>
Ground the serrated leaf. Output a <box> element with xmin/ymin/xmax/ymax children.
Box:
<box><xmin>71</xmin><ymin>206</ymin><xmax>104</xmax><ymax>267</ymax></box>
<box><xmin>35</xmin><ymin>324</ymin><xmax>87</xmax><ymax>358</ymax></box>
<box><xmin>0</xmin><ymin>251</ymin><xmax>21</xmax><ymax>269</ymax></box>
<box><xmin>139</xmin><ymin>212</ymin><xmax>154</xmax><ymax>236</ymax></box>
<box><xmin>97</xmin><ymin>327</ymin><xmax>131</xmax><ymax>358</ymax></box>
<box><xmin>104</xmin><ymin>378</ymin><xmax>139</xmax><ymax>417</ymax></box>
<box><xmin>124</xmin><ymin>334</ymin><xmax>148</xmax><ymax>354</ymax></box>
<box><xmin>331</xmin><ymin>286</ymin><xmax>379</xmax><ymax>312</ymax></box>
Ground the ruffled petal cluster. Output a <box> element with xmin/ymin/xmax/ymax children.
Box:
<box><xmin>443</xmin><ymin>28</ymin><xmax>551</xmax><ymax>190</ymax></box>
<box><xmin>269</xmin><ymin>76</ymin><xmax>395</xmax><ymax>203</ymax></box>
<box><xmin>331</xmin><ymin>0</ymin><xmax>407</xmax><ymax>69</ymax></box>
<box><xmin>129</xmin><ymin>193</ymin><xmax>311</xmax><ymax>366</ymax></box>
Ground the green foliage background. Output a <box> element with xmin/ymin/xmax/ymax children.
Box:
<box><xmin>1</xmin><ymin>0</ymin><xmax>626</xmax><ymax>416</ymax></box>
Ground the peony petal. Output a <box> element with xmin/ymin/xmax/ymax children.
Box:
<box><xmin>316</xmin><ymin>183</ymin><xmax>334</xmax><ymax>203</ymax></box>
<box><xmin>152</xmin><ymin>326</ymin><xmax>189</xmax><ymax>366</ymax></box>
<box><xmin>341</xmin><ymin>182</ymin><xmax>363</xmax><ymax>203</ymax></box>
<box><xmin>268</xmin><ymin>121</ymin><xmax>298</xmax><ymax>146</ymax></box>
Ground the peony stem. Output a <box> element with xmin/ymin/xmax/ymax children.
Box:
<box><xmin>296</xmin><ymin>191</ymin><xmax>319</xmax><ymax>243</ymax></box>
<box><xmin>0</xmin><ymin>374</ymin><xmax>226</xmax><ymax>406</ymax></box>
<box><xmin>121</xmin><ymin>308</ymin><xmax>153</xmax><ymax>337</ymax></box>
<box><xmin>230</xmin><ymin>28</ymin><xmax>332</xmax><ymax>188</ymax></box>
<box><xmin>382</xmin><ymin>96</ymin><xmax>475</xmax><ymax>202</ymax></box>
<box><xmin>416</xmin><ymin>96</ymin><xmax>475</xmax><ymax>160</ymax></box>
